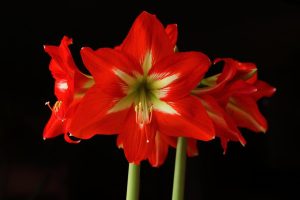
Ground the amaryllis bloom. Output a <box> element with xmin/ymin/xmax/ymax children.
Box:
<box><xmin>214</xmin><ymin>58</ymin><xmax>276</xmax><ymax>132</ymax></box>
<box><xmin>193</xmin><ymin>58</ymin><xmax>276</xmax><ymax>152</ymax></box>
<box><xmin>43</xmin><ymin>36</ymin><xmax>94</xmax><ymax>143</ymax></box>
<box><xmin>69</xmin><ymin>11</ymin><xmax>215</xmax><ymax>164</ymax></box>
<box><xmin>147</xmin><ymin>22</ymin><xmax>199</xmax><ymax>167</ymax></box>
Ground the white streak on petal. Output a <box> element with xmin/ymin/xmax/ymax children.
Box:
<box><xmin>113</xmin><ymin>68</ymin><xmax>135</xmax><ymax>85</ymax></box>
<box><xmin>148</xmin><ymin>72</ymin><xmax>170</xmax><ymax>81</ymax></box>
<box><xmin>142</xmin><ymin>51</ymin><xmax>153</xmax><ymax>75</ymax></box>
<box><xmin>151</xmin><ymin>74</ymin><xmax>179</xmax><ymax>89</ymax></box>
<box><xmin>152</xmin><ymin>88</ymin><xmax>170</xmax><ymax>99</ymax></box>
<box><xmin>152</xmin><ymin>98</ymin><xmax>179</xmax><ymax>115</ymax></box>
<box><xmin>107</xmin><ymin>94</ymin><xmax>134</xmax><ymax>114</ymax></box>
<box><xmin>227</xmin><ymin>99</ymin><xmax>266</xmax><ymax>132</ymax></box>
<box><xmin>57</xmin><ymin>80</ymin><xmax>68</xmax><ymax>91</ymax></box>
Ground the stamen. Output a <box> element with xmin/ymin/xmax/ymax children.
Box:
<box><xmin>45</xmin><ymin>100</ymin><xmax>65</xmax><ymax>122</ymax></box>
<box><xmin>53</xmin><ymin>101</ymin><xmax>62</xmax><ymax>113</ymax></box>
<box><xmin>135</xmin><ymin>101</ymin><xmax>153</xmax><ymax>127</ymax></box>
<box><xmin>135</xmin><ymin>101</ymin><xmax>153</xmax><ymax>143</ymax></box>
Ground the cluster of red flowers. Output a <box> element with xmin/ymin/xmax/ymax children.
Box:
<box><xmin>43</xmin><ymin>11</ymin><xmax>275</xmax><ymax>166</ymax></box>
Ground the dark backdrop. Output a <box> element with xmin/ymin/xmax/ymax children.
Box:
<box><xmin>1</xmin><ymin>0</ymin><xmax>300</xmax><ymax>200</ymax></box>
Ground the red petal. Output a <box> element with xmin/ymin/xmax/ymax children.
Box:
<box><xmin>44</xmin><ymin>36</ymin><xmax>77</xmax><ymax>74</ymax></box>
<box><xmin>148</xmin><ymin>132</ymin><xmax>169</xmax><ymax>167</ymax></box>
<box><xmin>73</xmin><ymin>72</ymin><xmax>94</xmax><ymax>99</ymax></box>
<box><xmin>225</xmin><ymin>80</ymin><xmax>257</xmax><ymax>95</ymax></box>
<box><xmin>193</xmin><ymin>62</ymin><xmax>236</xmax><ymax>96</ymax></box>
<box><xmin>226</xmin><ymin>96</ymin><xmax>268</xmax><ymax>132</ymax></box>
<box><xmin>80</xmin><ymin>47</ymin><xmax>142</xmax><ymax>85</ymax></box>
<box><xmin>215</xmin><ymin>58</ymin><xmax>257</xmax><ymax>82</ymax></box>
<box><xmin>44</xmin><ymin>36</ymin><xmax>93</xmax><ymax>109</ymax></box>
<box><xmin>199</xmin><ymin>95</ymin><xmax>246</xmax><ymax>145</ymax></box>
<box><xmin>220</xmin><ymin>138</ymin><xmax>229</xmax><ymax>154</ymax></box>
<box><xmin>69</xmin><ymin>85</ymin><xmax>129</xmax><ymax>139</ymax></box>
<box><xmin>150</xmin><ymin>52</ymin><xmax>211</xmax><ymax>100</ymax></box>
<box><xmin>119</xmin><ymin>11</ymin><xmax>173</xmax><ymax>65</ymax></box>
<box><xmin>80</xmin><ymin>47</ymin><xmax>141</xmax><ymax>96</ymax></box>
<box><xmin>217</xmin><ymin>80</ymin><xmax>258</xmax><ymax>105</ymax></box>
<box><xmin>165</xmin><ymin>24</ymin><xmax>178</xmax><ymax>48</ymax></box>
<box><xmin>117</xmin><ymin>108</ymin><xmax>156</xmax><ymax>164</ymax></box>
<box><xmin>43</xmin><ymin>113</ymin><xmax>65</xmax><ymax>139</ymax></box>
<box><xmin>194</xmin><ymin>58</ymin><xmax>257</xmax><ymax>97</ymax></box>
<box><xmin>155</xmin><ymin>96</ymin><xmax>215</xmax><ymax>141</ymax></box>
<box><xmin>253</xmin><ymin>80</ymin><xmax>276</xmax><ymax>100</ymax></box>
<box><xmin>214</xmin><ymin>58</ymin><xmax>237</xmax><ymax>84</ymax></box>
<box><xmin>159</xmin><ymin>135</ymin><xmax>178</xmax><ymax>148</ymax></box>
<box><xmin>215</xmin><ymin>58</ymin><xmax>256</xmax><ymax>73</ymax></box>
<box><xmin>44</xmin><ymin>36</ymin><xmax>77</xmax><ymax>100</ymax></box>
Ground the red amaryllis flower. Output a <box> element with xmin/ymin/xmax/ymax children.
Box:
<box><xmin>43</xmin><ymin>36</ymin><xmax>94</xmax><ymax>143</ymax></box>
<box><xmin>193</xmin><ymin>58</ymin><xmax>276</xmax><ymax>152</ymax></box>
<box><xmin>69</xmin><ymin>11</ymin><xmax>215</xmax><ymax>164</ymax></box>
<box><xmin>143</xmin><ymin>23</ymin><xmax>200</xmax><ymax>167</ymax></box>
<box><xmin>214</xmin><ymin>58</ymin><xmax>276</xmax><ymax>132</ymax></box>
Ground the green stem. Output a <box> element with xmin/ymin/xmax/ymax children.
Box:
<box><xmin>172</xmin><ymin>137</ymin><xmax>187</xmax><ymax>200</ymax></box>
<box><xmin>126</xmin><ymin>163</ymin><xmax>140</xmax><ymax>200</ymax></box>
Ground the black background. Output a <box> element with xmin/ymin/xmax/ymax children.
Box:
<box><xmin>1</xmin><ymin>0</ymin><xmax>300</xmax><ymax>199</ymax></box>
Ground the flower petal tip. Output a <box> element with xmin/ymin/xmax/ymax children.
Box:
<box><xmin>152</xmin><ymin>163</ymin><xmax>162</xmax><ymax>168</ymax></box>
<box><xmin>239</xmin><ymin>136</ymin><xmax>246</xmax><ymax>147</ymax></box>
<box><xmin>191</xmin><ymin>152</ymin><xmax>199</xmax><ymax>157</ymax></box>
<box><xmin>64</xmin><ymin>133</ymin><xmax>81</xmax><ymax>144</ymax></box>
<box><xmin>259</xmin><ymin>126</ymin><xmax>267</xmax><ymax>133</ymax></box>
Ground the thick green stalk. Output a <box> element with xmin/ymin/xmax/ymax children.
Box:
<box><xmin>172</xmin><ymin>137</ymin><xmax>187</xmax><ymax>200</ymax></box>
<box><xmin>126</xmin><ymin>163</ymin><xmax>140</xmax><ymax>200</ymax></box>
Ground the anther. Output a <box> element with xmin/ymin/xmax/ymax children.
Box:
<box><xmin>135</xmin><ymin>101</ymin><xmax>153</xmax><ymax>127</ymax></box>
<box><xmin>53</xmin><ymin>101</ymin><xmax>62</xmax><ymax>113</ymax></box>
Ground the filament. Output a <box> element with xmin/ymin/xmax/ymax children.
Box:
<box><xmin>135</xmin><ymin>101</ymin><xmax>153</xmax><ymax>143</ymax></box>
<box><xmin>45</xmin><ymin>100</ymin><xmax>65</xmax><ymax>122</ymax></box>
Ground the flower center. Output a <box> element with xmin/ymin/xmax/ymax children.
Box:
<box><xmin>111</xmin><ymin>67</ymin><xmax>180</xmax><ymax>131</ymax></box>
